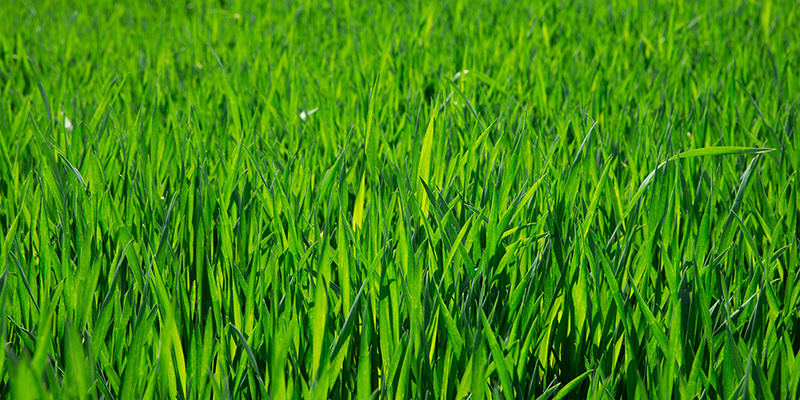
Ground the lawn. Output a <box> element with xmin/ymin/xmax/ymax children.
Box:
<box><xmin>0</xmin><ymin>0</ymin><xmax>799</xmax><ymax>399</ymax></box>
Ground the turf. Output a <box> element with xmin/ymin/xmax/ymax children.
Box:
<box><xmin>1</xmin><ymin>0</ymin><xmax>799</xmax><ymax>399</ymax></box>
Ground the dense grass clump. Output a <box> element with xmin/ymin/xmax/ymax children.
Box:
<box><xmin>1</xmin><ymin>0</ymin><xmax>799</xmax><ymax>398</ymax></box>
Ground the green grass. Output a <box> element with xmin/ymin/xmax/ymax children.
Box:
<box><xmin>1</xmin><ymin>0</ymin><xmax>799</xmax><ymax>398</ymax></box>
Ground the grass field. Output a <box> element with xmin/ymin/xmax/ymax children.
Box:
<box><xmin>1</xmin><ymin>0</ymin><xmax>799</xmax><ymax>399</ymax></box>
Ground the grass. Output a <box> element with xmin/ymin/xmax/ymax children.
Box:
<box><xmin>0</xmin><ymin>0</ymin><xmax>799</xmax><ymax>399</ymax></box>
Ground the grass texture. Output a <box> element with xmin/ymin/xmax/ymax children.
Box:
<box><xmin>1</xmin><ymin>0</ymin><xmax>799</xmax><ymax>399</ymax></box>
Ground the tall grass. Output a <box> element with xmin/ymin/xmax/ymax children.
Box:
<box><xmin>0</xmin><ymin>0</ymin><xmax>798</xmax><ymax>399</ymax></box>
